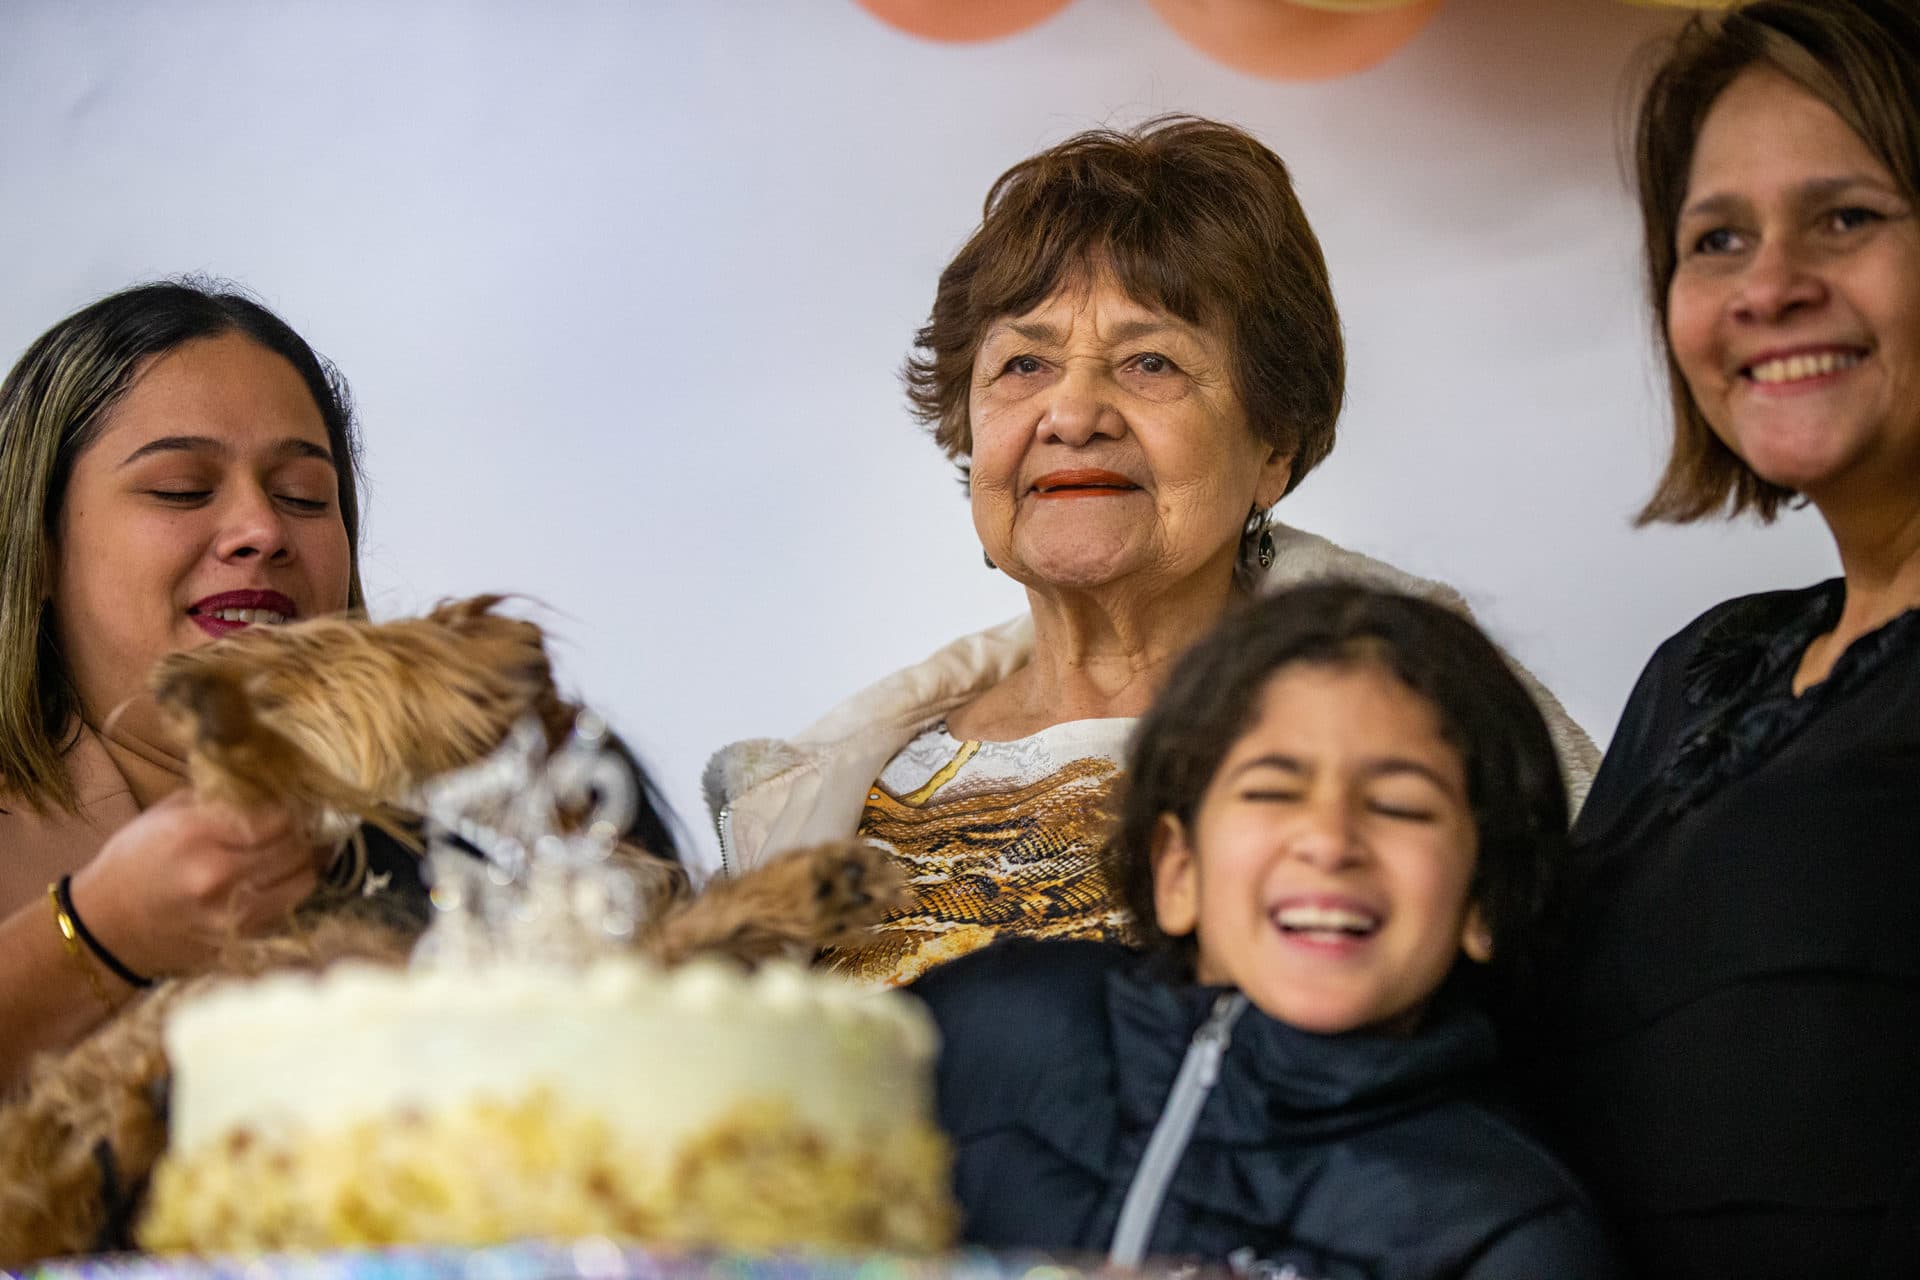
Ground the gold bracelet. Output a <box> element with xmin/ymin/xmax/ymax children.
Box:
<box><xmin>48</xmin><ymin>881</ymin><xmax>118</xmax><ymax>1016</ymax></box>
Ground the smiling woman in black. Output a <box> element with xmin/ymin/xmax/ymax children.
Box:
<box><xmin>1534</xmin><ymin>3</ymin><xmax>1920</xmax><ymax>1275</ymax></box>
<box><xmin>1549</xmin><ymin>583</ymin><xmax>1920</xmax><ymax>1275</ymax></box>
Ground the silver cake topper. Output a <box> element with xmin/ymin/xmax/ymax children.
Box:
<box><xmin>411</xmin><ymin>710</ymin><xmax>656</xmax><ymax>969</ymax></box>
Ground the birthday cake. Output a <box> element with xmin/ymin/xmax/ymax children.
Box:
<box><xmin>138</xmin><ymin>956</ymin><xmax>953</xmax><ymax>1253</ymax></box>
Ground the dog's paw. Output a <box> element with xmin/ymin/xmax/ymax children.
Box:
<box><xmin>801</xmin><ymin>841</ymin><xmax>906</xmax><ymax>942</ymax></box>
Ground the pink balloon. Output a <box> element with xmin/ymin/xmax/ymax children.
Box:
<box><xmin>853</xmin><ymin>0</ymin><xmax>1077</xmax><ymax>43</ymax></box>
<box><xmin>1148</xmin><ymin>0</ymin><xmax>1445</xmax><ymax>81</ymax></box>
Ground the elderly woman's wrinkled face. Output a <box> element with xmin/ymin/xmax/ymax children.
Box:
<box><xmin>967</xmin><ymin>271</ymin><xmax>1292</xmax><ymax>599</ymax></box>
<box><xmin>1668</xmin><ymin>68</ymin><xmax>1920</xmax><ymax>501</ymax></box>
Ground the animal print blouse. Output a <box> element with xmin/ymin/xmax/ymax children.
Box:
<box><xmin>829</xmin><ymin>719</ymin><xmax>1133</xmax><ymax>986</ymax></box>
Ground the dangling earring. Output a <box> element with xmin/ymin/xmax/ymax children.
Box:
<box><xmin>983</xmin><ymin>550</ymin><xmax>997</xmax><ymax>571</ymax></box>
<box><xmin>1242</xmin><ymin>505</ymin><xmax>1276</xmax><ymax>571</ymax></box>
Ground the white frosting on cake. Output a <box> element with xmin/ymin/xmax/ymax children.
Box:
<box><xmin>163</xmin><ymin>957</ymin><xmax>940</xmax><ymax>1157</ymax></box>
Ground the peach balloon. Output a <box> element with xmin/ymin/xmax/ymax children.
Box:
<box><xmin>1286</xmin><ymin>0</ymin><xmax>1434</xmax><ymax>10</ymax></box>
<box><xmin>1148</xmin><ymin>0</ymin><xmax>1445</xmax><ymax>81</ymax></box>
<box><xmin>853</xmin><ymin>0</ymin><xmax>1075</xmax><ymax>43</ymax></box>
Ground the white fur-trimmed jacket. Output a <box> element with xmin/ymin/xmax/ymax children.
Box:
<box><xmin>702</xmin><ymin>523</ymin><xmax>1599</xmax><ymax>877</ymax></box>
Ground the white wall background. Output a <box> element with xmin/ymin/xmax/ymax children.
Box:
<box><xmin>1</xmin><ymin>0</ymin><xmax>1840</xmax><ymax>872</ymax></box>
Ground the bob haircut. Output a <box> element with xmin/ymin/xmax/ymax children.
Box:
<box><xmin>1112</xmin><ymin>582</ymin><xmax>1568</xmax><ymax>1012</ymax></box>
<box><xmin>905</xmin><ymin>115</ymin><xmax>1345</xmax><ymax>498</ymax></box>
<box><xmin>1635</xmin><ymin>0</ymin><xmax>1920</xmax><ymax>524</ymax></box>
<box><xmin>0</xmin><ymin>280</ymin><xmax>366</xmax><ymax>811</ymax></box>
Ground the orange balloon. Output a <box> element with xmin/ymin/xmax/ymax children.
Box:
<box><xmin>1287</xmin><ymin>0</ymin><xmax>1433</xmax><ymax>8</ymax></box>
<box><xmin>853</xmin><ymin>0</ymin><xmax>1077</xmax><ymax>43</ymax></box>
<box><xmin>1148</xmin><ymin>0</ymin><xmax>1445</xmax><ymax>81</ymax></box>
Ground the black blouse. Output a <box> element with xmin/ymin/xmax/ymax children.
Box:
<box><xmin>1541</xmin><ymin>580</ymin><xmax>1920</xmax><ymax>1279</ymax></box>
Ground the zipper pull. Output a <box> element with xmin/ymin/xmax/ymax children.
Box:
<box><xmin>1194</xmin><ymin>992</ymin><xmax>1243</xmax><ymax>1088</ymax></box>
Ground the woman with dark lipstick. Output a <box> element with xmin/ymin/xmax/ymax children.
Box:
<box><xmin>1534</xmin><ymin>3</ymin><xmax>1920</xmax><ymax>1274</ymax></box>
<box><xmin>0</xmin><ymin>281</ymin><xmax>362</xmax><ymax>1087</ymax></box>
<box><xmin>706</xmin><ymin>117</ymin><xmax>1598</xmax><ymax>986</ymax></box>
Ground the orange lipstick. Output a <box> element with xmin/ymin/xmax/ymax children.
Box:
<box><xmin>1031</xmin><ymin>469</ymin><xmax>1139</xmax><ymax>498</ymax></box>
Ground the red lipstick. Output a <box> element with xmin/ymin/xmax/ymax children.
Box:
<box><xmin>187</xmin><ymin>589</ymin><xmax>298</xmax><ymax>640</ymax></box>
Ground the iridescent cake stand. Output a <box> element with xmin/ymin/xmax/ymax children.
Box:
<box><xmin>24</xmin><ymin>1245</ymin><xmax>1204</xmax><ymax>1280</ymax></box>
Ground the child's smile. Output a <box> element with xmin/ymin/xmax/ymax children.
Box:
<box><xmin>1152</xmin><ymin>660</ymin><xmax>1488</xmax><ymax>1035</ymax></box>
<box><xmin>1270</xmin><ymin>894</ymin><xmax>1382</xmax><ymax>952</ymax></box>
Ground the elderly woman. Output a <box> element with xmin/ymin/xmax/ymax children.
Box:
<box><xmin>708</xmin><ymin>117</ymin><xmax>1596</xmax><ymax>986</ymax></box>
<box><xmin>1536</xmin><ymin>3</ymin><xmax>1920</xmax><ymax>1274</ymax></box>
<box><xmin>0</xmin><ymin>282</ymin><xmax>367</xmax><ymax>1087</ymax></box>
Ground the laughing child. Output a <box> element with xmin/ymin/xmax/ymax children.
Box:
<box><xmin>911</xmin><ymin>583</ymin><xmax>1620</xmax><ymax>1278</ymax></box>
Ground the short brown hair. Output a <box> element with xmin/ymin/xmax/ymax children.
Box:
<box><xmin>0</xmin><ymin>281</ymin><xmax>366</xmax><ymax>811</ymax></box>
<box><xmin>905</xmin><ymin>115</ymin><xmax>1344</xmax><ymax>497</ymax></box>
<box><xmin>1634</xmin><ymin>0</ymin><xmax>1920</xmax><ymax>524</ymax></box>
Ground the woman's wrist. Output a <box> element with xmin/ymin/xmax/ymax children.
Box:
<box><xmin>55</xmin><ymin>875</ymin><xmax>154</xmax><ymax>990</ymax></box>
<box><xmin>45</xmin><ymin>880</ymin><xmax>123</xmax><ymax>1015</ymax></box>
<box><xmin>65</xmin><ymin>862</ymin><xmax>160</xmax><ymax>989</ymax></box>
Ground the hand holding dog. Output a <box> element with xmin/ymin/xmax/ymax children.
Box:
<box><xmin>68</xmin><ymin>792</ymin><xmax>329</xmax><ymax>982</ymax></box>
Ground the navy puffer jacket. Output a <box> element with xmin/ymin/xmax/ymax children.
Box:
<box><xmin>911</xmin><ymin>939</ymin><xmax>1621</xmax><ymax>1280</ymax></box>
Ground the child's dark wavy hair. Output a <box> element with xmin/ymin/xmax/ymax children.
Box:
<box><xmin>1112</xmin><ymin>582</ymin><xmax>1569</xmax><ymax>1012</ymax></box>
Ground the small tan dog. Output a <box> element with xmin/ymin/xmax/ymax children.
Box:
<box><xmin>0</xmin><ymin>598</ymin><xmax>904</xmax><ymax>1267</ymax></box>
<box><xmin>149</xmin><ymin>594</ymin><xmax>574</xmax><ymax>848</ymax></box>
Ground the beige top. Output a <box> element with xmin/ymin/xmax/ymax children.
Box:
<box><xmin>0</xmin><ymin>727</ymin><xmax>148</xmax><ymax>919</ymax></box>
<box><xmin>706</xmin><ymin>522</ymin><xmax>1602</xmax><ymax>877</ymax></box>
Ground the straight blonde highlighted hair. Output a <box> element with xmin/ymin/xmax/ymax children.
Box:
<box><xmin>0</xmin><ymin>281</ymin><xmax>365</xmax><ymax>813</ymax></box>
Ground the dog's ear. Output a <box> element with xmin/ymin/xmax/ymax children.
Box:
<box><xmin>427</xmin><ymin>599</ymin><xmax>563</xmax><ymax>737</ymax></box>
<box><xmin>151</xmin><ymin>662</ymin><xmax>255</xmax><ymax>749</ymax></box>
<box><xmin>431</xmin><ymin>596</ymin><xmax>551</xmax><ymax>681</ymax></box>
<box><xmin>434</xmin><ymin>594</ymin><xmax>556</xmax><ymax>657</ymax></box>
<box><xmin>152</xmin><ymin>647</ymin><xmax>403</xmax><ymax>837</ymax></box>
<box><xmin>428</xmin><ymin>594</ymin><xmax>511</xmax><ymax>628</ymax></box>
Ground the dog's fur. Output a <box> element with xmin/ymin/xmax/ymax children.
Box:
<box><xmin>150</xmin><ymin>595</ymin><xmax>574</xmax><ymax>848</ymax></box>
<box><xmin>0</xmin><ymin>598</ymin><xmax>905</xmax><ymax>1267</ymax></box>
<box><xmin>0</xmin><ymin>915</ymin><xmax>414</xmax><ymax>1265</ymax></box>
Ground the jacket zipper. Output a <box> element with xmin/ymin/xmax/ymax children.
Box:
<box><xmin>714</xmin><ymin>803</ymin><xmax>735</xmax><ymax>878</ymax></box>
<box><xmin>1107</xmin><ymin>991</ymin><xmax>1250</xmax><ymax>1268</ymax></box>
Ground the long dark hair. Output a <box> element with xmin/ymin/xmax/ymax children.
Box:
<box><xmin>0</xmin><ymin>279</ymin><xmax>364</xmax><ymax>810</ymax></box>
